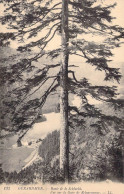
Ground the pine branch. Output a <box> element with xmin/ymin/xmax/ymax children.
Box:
<box><xmin>1</xmin><ymin>0</ymin><xmax>124</xmax><ymax>146</ymax></box>
<box><xmin>12</xmin><ymin>80</ymin><xmax>59</xmax><ymax>133</ymax></box>
<box><xmin>68</xmin><ymin>70</ymin><xmax>78</xmax><ymax>82</ymax></box>
<box><xmin>17</xmin><ymin>22</ymin><xmax>60</xmax><ymax>51</ymax></box>
<box><xmin>69</xmin><ymin>105</ymin><xmax>124</xmax><ymax>130</ymax></box>
<box><xmin>19</xmin><ymin>75</ymin><xmax>57</xmax><ymax>105</ymax></box>
<box><xmin>9</xmin><ymin>64</ymin><xmax>60</xmax><ymax>115</ymax></box>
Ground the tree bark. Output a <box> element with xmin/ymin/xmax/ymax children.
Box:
<box><xmin>121</xmin><ymin>131</ymin><xmax>124</xmax><ymax>182</ymax></box>
<box><xmin>60</xmin><ymin>0</ymin><xmax>69</xmax><ymax>182</ymax></box>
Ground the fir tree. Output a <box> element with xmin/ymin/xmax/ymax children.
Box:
<box><xmin>0</xmin><ymin>0</ymin><xmax>124</xmax><ymax>182</ymax></box>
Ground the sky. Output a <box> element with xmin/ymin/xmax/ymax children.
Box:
<box><xmin>0</xmin><ymin>0</ymin><xmax>124</xmax><ymax>89</ymax></box>
<box><xmin>0</xmin><ymin>0</ymin><xmax>124</xmax><ymax>63</ymax></box>
<box><xmin>109</xmin><ymin>0</ymin><xmax>124</xmax><ymax>62</ymax></box>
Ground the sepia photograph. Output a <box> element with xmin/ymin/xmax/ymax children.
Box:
<box><xmin>0</xmin><ymin>0</ymin><xmax>124</xmax><ymax>193</ymax></box>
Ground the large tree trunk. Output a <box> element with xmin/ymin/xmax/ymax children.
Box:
<box><xmin>60</xmin><ymin>0</ymin><xmax>69</xmax><ymax>182</ymax></box>
<box><xmin>121</xmin><ymin>131</ymin><xmax>124</xmax><ymax>182</ymax></box>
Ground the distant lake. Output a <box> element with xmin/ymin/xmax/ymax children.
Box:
<box><xmin>0</xmin><ymin>96</ymin><xmax>81</xmax><ymax>172</ymax></box>
<box><xmin>0</xmin><ymin>112</ymin><xmax>60</xmax><ymax>172</ymax></box>
<box><xmin>0</xmin><ymin>147</ymin><xmax>34</xmax><ymax>172</ymax></box>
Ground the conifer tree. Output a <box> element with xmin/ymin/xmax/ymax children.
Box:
<box><xmin>0</xmin><ymin>0</ymin><xmax>124</xmax><ymax>182</ymax></box>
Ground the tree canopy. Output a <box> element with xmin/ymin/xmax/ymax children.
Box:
<box><xmin>0</xmin><ymin>0</ymin><xmax>124</xmax><ymax>146</ymax></box>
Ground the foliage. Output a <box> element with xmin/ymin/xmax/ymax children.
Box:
<box><xmin>0</xmin><ymin>0</ymin><xmax>124</xmax><ymax>138</ymax></box>
<box><xmin>38</xmin><ymin>103</ymin><xmax>123</xmax><ymax>182</ymax></box>
<box><xmin>0</xmin><ymin>0</ymin><xmax>124</xmax><ymax>183</ymax></box>
<box><xmin>0</xmin><ymin>160</ymin><xmax>64</xmax><ymax>184</ymax></box>
<box><xmin>0</xmin><ymin>106</ymin><xmax>123</xmax><ymax>184</ymax></box>
<box><xmin>0</xmin><ymin>161</ymin><xmax>43</xmax><ymax>184</ymax></box>
<box><xmin>39</xmin><ymin>130</ymin><xmax>60</xmax><ymax>164</ymax></box>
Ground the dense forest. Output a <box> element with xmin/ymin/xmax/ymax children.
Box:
<box><xmin>0</xmin><ymin>0</ymin><xmax>124</xmax><ymax>184</ymax></box>
<box><xmin>1</xmin><ymin>101</ymin><xmax>123</xmax><ymax>184</ymax></box>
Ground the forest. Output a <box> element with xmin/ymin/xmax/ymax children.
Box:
<box><xmin>0</xmin><ymin>0</ymin><xmax>124</xmax><ymax>184</ymax></box>
<box><xmin>0</xmin><ymin>101</ymin><xmax>124</xmax><ymax>183</ymax></box>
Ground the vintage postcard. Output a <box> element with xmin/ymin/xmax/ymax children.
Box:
<box><xmin>0</xmin><ymin>0</ymin><xmax>124</xmax><ymax>193</ymax></box>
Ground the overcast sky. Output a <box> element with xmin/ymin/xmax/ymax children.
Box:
<box><xmin>109</xmin><ymin>0</ymin><xmax>124</xmax><ymax>62</ymax></box>
<box><xmin>0</xmin><ymin>0</ymin><xmax>124</xmax><ymax>62</ymax></box>
<box><xmin>0</xmin><ymin>0</ymin><xmax>123</xmax><ymax>104</ymax></box>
